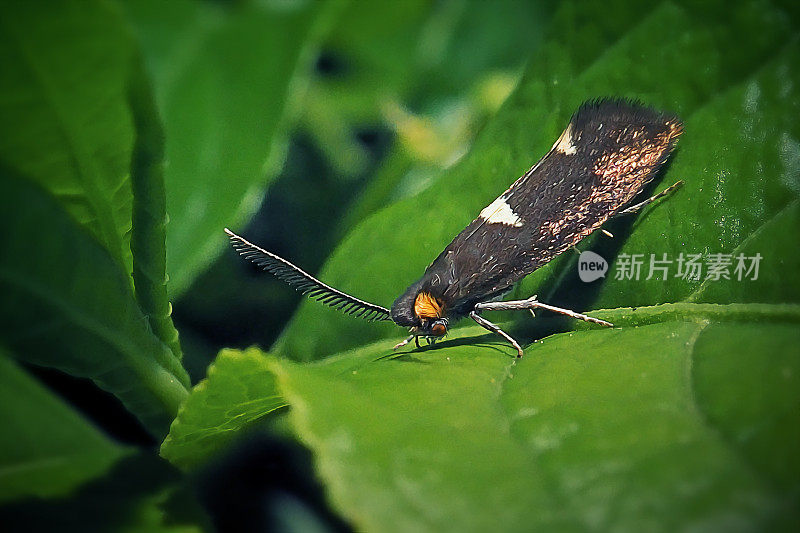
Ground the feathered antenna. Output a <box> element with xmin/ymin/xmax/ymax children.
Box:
<box><xmin>224</xmin><ymin>229</ymin><xmax>392</xmax><ymax>322</ymax></box>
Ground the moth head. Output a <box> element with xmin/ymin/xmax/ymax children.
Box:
<box><xmin>410</xmin><ymin>317</ymin><xmax>449</xmax><ymax>338</ymax></box>
<box><xmin>412</xmin><ymin>292</ymin><xmax>448</xmax><ymax>337</ymax></box>
<box><xmin>390</xmin><ymin>287</ymin><xmax>449</xmax><ymax>334</ymax></box>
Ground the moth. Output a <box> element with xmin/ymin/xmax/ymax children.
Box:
<box><xmin>226</xmin><ymin>99</ymin><xmax>683</xmax><ymax>357</ymax></box>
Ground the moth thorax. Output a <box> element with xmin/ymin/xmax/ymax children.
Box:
<box><xmin>414</xmin><ymin>292</ymin><xmax>445</xmax><ymax>319</ymax></box>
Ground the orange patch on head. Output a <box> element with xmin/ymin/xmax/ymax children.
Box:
<box><xmin>414</xmin><ymin>292</ymin><xmax>444</xmax><ymax>319</ymax></box>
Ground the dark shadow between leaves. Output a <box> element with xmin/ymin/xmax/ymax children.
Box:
<box><xmin>0</xmin><ymin>453</ymin><xmax>210</xmax><ymax>532</ymax></box>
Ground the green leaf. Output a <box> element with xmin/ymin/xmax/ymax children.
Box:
<box><xmin>276</xmin><ymin>1</ymin><xmax>794</xmax><ymax>360</ymax></box>
<box><xmin>123</xmin><ymin>0</ymin><xmax>337</xmax><ymax>295</ymax></box>
<box><xmin>0</xmin><ymin>352</ymin><xmax>129</xmax><ymax>503</ymax></box>
<box><xmin>0</xmin><ymin>0</ymin><xmax>183</xmax><ymax>363</ymax></box>
<box><xmin>0</xmin><ymin>0</ymin><xmax>138</xmax><ymax>275</ymax></box>
<box><xmin>0</xmin><ymin>175</ymin><xmax>189</xmax><ymax>436</ymax></box>
<box><xmin>270</xmin><ymin>304</ymin><xmax>800</xmax><ymax>531</ymax></box>
<box><xmin>161</xmin><ymin>348</ymin><xmax>286</xmax><ymax>470</ymax></box>
<box><xmin>692</xmin><ymin>321</ymin><xmax>800</xmax><ymax>491</ymax></box>
<box><xmin>128</xmin><ymin>55</ymin><xmax>182</xmax><ymax>360</ymax></box>
<box><xmin>688</xmin><ymin>201</ymin><xmax>800</xmax><ymax>304</ymax></box>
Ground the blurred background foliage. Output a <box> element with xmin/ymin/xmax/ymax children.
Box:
<box><xmin>0</xmin><ymin>0</ymin><xmax>799</xmax><ymax>531</ymax></box>
<box><xmin>170</xmin><ymin>0</ymin><xmax>550</xmax><ymax>378</ymax></box>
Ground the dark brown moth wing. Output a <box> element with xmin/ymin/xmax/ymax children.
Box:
<box><xmin>225</xmin><ymin>229</ymin><xmax>392</xmax><ymax>321</ymax></box>
<box><xmin>420</xmin><ymin>99</ymin><xmax>683</xmax><ymax>315</ymax></box>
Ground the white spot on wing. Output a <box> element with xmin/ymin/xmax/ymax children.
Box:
<box><xmin>553</xmin><ymin>123</ymin><xmax>577</xmax><ymax>155</ymax></box>
<box><xmin>479</xmin><ymin>196</ymin><xmax>524</xmax><ymax>227</ymax></box>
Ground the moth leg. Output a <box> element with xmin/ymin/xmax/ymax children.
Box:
<box><xmin>469</xmin><ymin>311</ymin><xmax>524</xmax><ymax>358</ymax></box>
<box><xmin>415</xmin><ymin>336</ymin><xmax>421</xmax><ymax>349</ymax></box>
<box><xmin>393</xmin><ymin>335</ymin><xmax>415</xmax><ymax>351</ymax></box>
<box><xmin>614</xmin><ymin>180</ymin><xmax>683</xmax><ymax>217</ymax></box>
<box><xmin>475</xmin><ymin>296</ymin><xmax>613</xmax><ymax>327</ymax></box>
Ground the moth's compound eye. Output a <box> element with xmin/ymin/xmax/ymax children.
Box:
<box><xmin>431</xmin><ymin>321</ymin><xmax>447</xmax><ymax>336</ymax></box>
